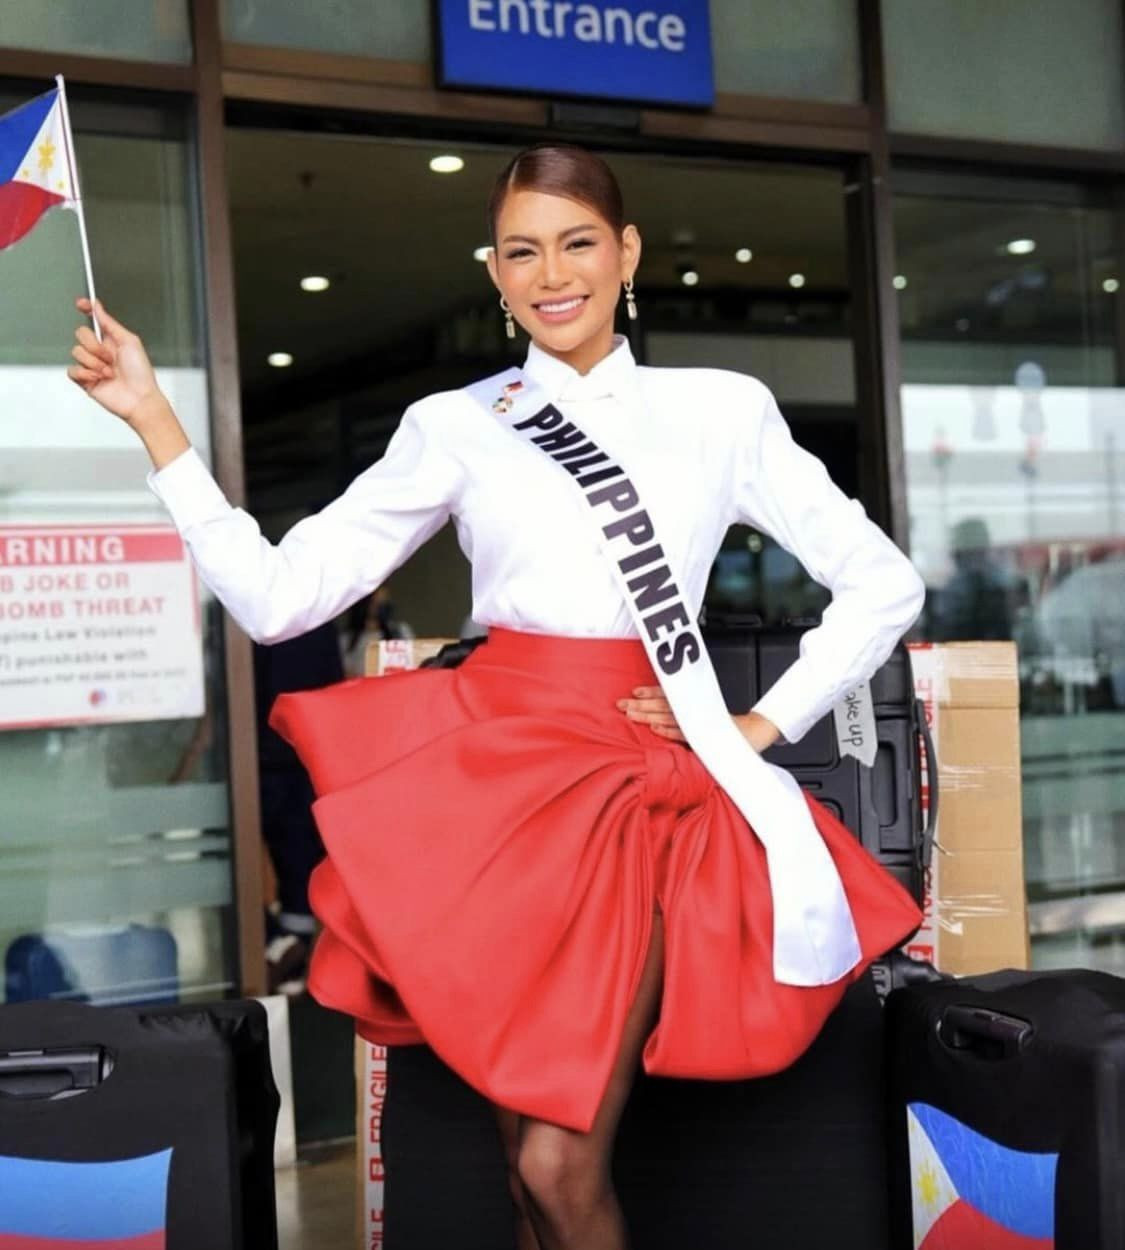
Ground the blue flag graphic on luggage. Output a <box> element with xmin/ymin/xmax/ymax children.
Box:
<box><xmin>907</xmin><ymin>1102</ymin><xmax>1057</xmax><ymax>1248</ymax></box>
<box><xmin>0</xmin><ymin>88</ymin><xmax>77</xmax><ymax>252</ymax></box>
<box><xmin>0</xmin><ymin>1149</ymin><xmax>171</xmax><ymax>1248</ymax></box>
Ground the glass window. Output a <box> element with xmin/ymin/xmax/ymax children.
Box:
<box><xmin>221</xmin><ymin>0</ymin><xmax>427</xmax><ymax>60</ymax></box>
<box><xmin>883</xmin><ymin>0</ymin><xmax>1125</xmax><ymax>150</ymax></box>
<box><xmin>893</xmin><ymin>169</ymin><xmax>1125</xmax><ymax>973</ymax></box>
<box><xmin>0</xmin><ymin>88</ymin><xmax>237</xmax><ymax>1006</ymax></box>
<box><xmin>711</xmin><ymin>0</ymin><xmax>860</xmax><ymax>103</ymax></box>
<box><xmin>0</xmin><ymin>0</ymin><xmax>192</xmax><ymax>64</ymax></box>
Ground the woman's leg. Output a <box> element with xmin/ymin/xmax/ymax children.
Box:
<box><xmin>514</xmin><ymin>909</ymin><xmax>666</xmax><ymax>1250</ymax></box>
<box><xmin>494</xmin><ymin>1104</ymin><xmax>542</xmax><ymax>1250</ymax></box>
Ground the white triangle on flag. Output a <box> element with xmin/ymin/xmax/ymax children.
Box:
<box><xmin>907</xmin><ymin>1104</ymin><xmax>960</xmax><ymax>1248</ymax></box>
<box><xmin>11</xmin><ymin>93</ymin><xmax>76</xmax><ymax>203</ymax></box>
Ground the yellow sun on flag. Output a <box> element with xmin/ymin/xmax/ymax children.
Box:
<box><xmin>917</xmin><ymin>1161</ymin><xmax>940</xmax><ymax>1208</ymax></box>
<box><xmin>37</xmin><ymin>137</ymin><xmax>56</xmax><ymax>175</ymax></box>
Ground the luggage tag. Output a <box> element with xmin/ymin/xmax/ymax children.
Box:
<box><xmin>833</xmin><ymin>680</ymin><xmax>878</xmax><ymax>768</ymax></box>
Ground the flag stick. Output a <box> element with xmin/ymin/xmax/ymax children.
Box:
<box><xmin>54</xmin><ymin>74</ymin><xmax>102</xmax><ymax>343</ymax></box>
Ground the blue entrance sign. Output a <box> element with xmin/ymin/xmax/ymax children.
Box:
<box><xmin>436</xmin><ymin>1</ymin><xmax>714</xmax><ymax>108</ymax></box>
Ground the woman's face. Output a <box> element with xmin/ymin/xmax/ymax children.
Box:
<box><xmin>487</xmin><ymin>188</ymin><xmax>640</xmax><ymax>368</ymax></box>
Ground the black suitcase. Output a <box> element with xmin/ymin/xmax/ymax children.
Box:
<box><xmin>0</xmin><ymin>998</ymin><xmax>279</xmax><ymax>1249</ymax></box>
<box><xmin>704</xmin><ymin>615</ymin><xmax>936</xmax><ymax>905</ymax></box>
<box><xmin>382</xmin><ymin>972</ymin><xmax>895</xmax><ymax>1250</ymax></box>
<box><xmin>885</xmin><ymin>968</ymin><xmax>1125</xmax><ymax>1250</ymax></box>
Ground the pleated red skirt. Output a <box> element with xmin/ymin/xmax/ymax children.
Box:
<box><xmin>270</xmin><ymin>626</ymin><xmax>922</xmax><ymax>1133</ymax></box>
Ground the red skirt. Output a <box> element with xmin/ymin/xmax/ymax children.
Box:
<box><xmin>270</xmin><ymin>626</ymin><xmax>922</xmax><ymax>1133</ymax></box>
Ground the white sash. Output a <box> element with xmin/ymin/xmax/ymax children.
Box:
<box><xmin>466</xmin><ymin>368</ymin><xmax>863</xmax><ymax>987</ymax></box>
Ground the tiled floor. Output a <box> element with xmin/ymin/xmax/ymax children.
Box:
<box><xmin>276</xmin><ymin>1142</ymin><xmax>355</xmax><ymax>1248</ymax></box>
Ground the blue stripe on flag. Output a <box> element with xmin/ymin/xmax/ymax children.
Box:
<box><xmin>0</xmin><ymin>90</ymin><xmax>58</xmax><ymax>186</ymax></box>
<box><xmin>910</xmin><ymin>1102</ymin><xmax>1057</xmax><ymax>1239</ymax></box>
<box><xmin>0</xmin><ymin>1150</ymin><xmax>171</xmax><ymax>1239</ymax></box>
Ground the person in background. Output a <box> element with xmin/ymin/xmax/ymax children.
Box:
<box><xmin>253</xmin><ymin>621</ymin><xmax>343</xmax><ymax>993</ymax></box>
<box><xmin>342</xmin><ymin>584</ymin><xmax>415</xmax><ymax>677</ymax></box>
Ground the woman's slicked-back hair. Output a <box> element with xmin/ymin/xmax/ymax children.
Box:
<box><xmin>488</xmin><ymin>144</ymin><xmax>625</xmax><ymax>243</ymax></box>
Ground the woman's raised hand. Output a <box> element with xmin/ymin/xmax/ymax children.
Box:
<box><xmin>67</xmin><ymin>296</ymin><xmax>163</xmax><ymax>426</ymax></box>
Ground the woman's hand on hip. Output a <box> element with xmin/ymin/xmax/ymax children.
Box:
<box><xmin>617</xmin><ymin>687</ymin><xmax>686</xmax><ymax>743</ymax></box>
<box><xmin>617</xmin><ymin>691</ymin><xmax>784</xmax><ymax>753</ymax></box>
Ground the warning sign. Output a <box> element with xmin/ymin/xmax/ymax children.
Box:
<box><xmin>0</xmin><ymin>524</ymin><xmax>205</xmax><ymax>728</ymax></box>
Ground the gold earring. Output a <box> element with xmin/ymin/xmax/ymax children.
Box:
<box><xmin>624</xmin><ymin>277</ymin><xmax>638</xmax><ymax>322</ymax></box>
<box><xmin>499</xmin><ymin>295</ymin><xmax>515</xmax><ymax>340</ymax></box>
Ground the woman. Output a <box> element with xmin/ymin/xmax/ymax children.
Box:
<box><xmin>342</xmin><ymin>584</ymin><xmax>415</xmax><ymax>677</ymax></box>
<box><xmin>68</xmin><ymin>144</ymin><xmax>925</xmax><ymax>1250</ymax></box>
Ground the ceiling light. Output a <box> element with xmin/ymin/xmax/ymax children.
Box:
<box><xmin>788</xmin><ymin>273</ymin><xmax>805</xmax><ymax>289</ymax></box>
<box><xmin>681</xmin><ymin>270</ymin><xmax>699</xmax><ymax>286</ymax></box>
<box><xmin>300</xmin><ymin>275</ymin><xmax>330</xmax><ymax>292</ymax></box>
<box><xmin>268</xmin><ymin>352</ymin><xmax>293</xmax><ymax>368</ymax></box>
<box><xmin>893</xmin><ymin>274</ymin><xmax>908</xmax><ymax>290</ymax></box>
<box><xmin>1103</xmin><ymin>277</ymin><xmax>1120</xmax><ymax>294</ymax></box>
<box><xmin>430</xmin><ymin>154</ymin><xmax>464</xmax><ymax>174</ymax></box>
<box><xmin>473</xmin><ymin>245</ymin><xmax>492</xmax><ymax>262</ymax></box>
<box><xmin>735</xmin><ymin>248</ymin><xmax>753</xmax><ymax>263</ymax></box>
<box><xmin>1006</xmin><ymin>238</ymin><xmax>1036</xmax><ymax>255</ymax></box>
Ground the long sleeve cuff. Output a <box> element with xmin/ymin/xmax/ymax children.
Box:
<box><xmin>147</xmin><ymin>446</ymin><xmax>232</xmax><ymax>531</ymax></box>
<box><xmin>751</xmin><ymin>657</ymin><xmax>834</xmax><ymax>746</ymax></box>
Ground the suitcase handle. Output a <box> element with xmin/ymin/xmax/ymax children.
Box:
<box><xmin>937</xmin><ymin>1005</ymin><xmax>1032</xmax><ymax>1060</ymax></box>
<box><xmin>0</xmin><ymin>1047</ymin><xmax>111</xmax><ymax>1100</ymax></box>
<box><xmin>915</xmin><ymin>696</ymin><xmax>939</xmax><ymax>871</ymax></box>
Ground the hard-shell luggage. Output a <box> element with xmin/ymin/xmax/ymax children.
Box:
<box><xmin>0</xmin><ymin>998</ymin><xmax>279</xmax><ymax>1249</ymax></box>
<box><xmin>382</xmin><ymin>629</ymin><xmax>939</xmax><ymax>1249</ymax></box>
<box><xmin>4</xmin><ymin>922</ymin><xmax>179</xmax><ymax>1005</ymax></box>
<box><xmin>134</xmin><ymin>998</ymin><xmax>282</xmax><ymax>1249</ymax></box>
<box><xmin>381</xmin><ymin>973</ymin><xmax>895</xmax><ymax>1250</ymax></box>
<box><xmin>704</xmin><ymin>616</ymin><xmax>936</xmax><ymax>904</ymax></box>
<box><xmin>885</xmin><ymin>968</ymin><xmax>1125</xmax><ymax>1250</ymax></box>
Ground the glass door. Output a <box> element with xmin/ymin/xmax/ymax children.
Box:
<box><xmin>0</xmin><ymin>88</ymin><xmax>238</xmax><ymax>1007</ymax></box>
<box><xmin>892</xmin><ymin>167</ymin><xmax>1125</xmax><ymax>971</ymax></box>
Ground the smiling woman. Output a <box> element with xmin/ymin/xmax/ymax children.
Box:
<box><xmin>484</xmin><ymin>144</ymin><xmax>641</xmax><ymax>375</ymax></box>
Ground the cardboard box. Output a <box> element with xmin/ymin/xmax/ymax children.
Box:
<box><xmin>905</xmin><ymin>641</ymin><xmax>1030</xmax><ymax>976</ymax></box>
<box><xmin>356</xmin><ymin>638</ymin><xmax>455</xmax><ymax>1249</ymax></box>
<box><xmin>355</xmin><ymin>1035</ymin><xmax>387</xmax><ymax>1250</ymax></box>
<box><xmin>368</xmin><ymin>637</ymin><xmax>458</xmax><ymax>677</ymax></box>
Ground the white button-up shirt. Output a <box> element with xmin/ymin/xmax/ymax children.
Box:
<box><xmin>149</xmin><ymin>333</ymin><xmax>925</xmax><ymax>745</ymax></box>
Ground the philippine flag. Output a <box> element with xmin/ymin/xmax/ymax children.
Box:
<box><xmin>908</xmin><ymin>1102</ymin><xmax>1058</xmax><ymax>1249</ymax></box>
<box><xmin>0</xmin><ymin>89</ymin><xmax>77</xmax><ymax>252</ymax></box>
<box><xmin>0</xmin><ymin>1149</ymin><xmax>170</xmax><ymax>1248</ymax></box>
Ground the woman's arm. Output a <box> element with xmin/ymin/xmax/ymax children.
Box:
<box><xmin>69</xmin><ymin>298</ymin><xmax>463</xmax><ymax>644</ymax></box>
<box><xmin>731</xmin><ymin>379</ymin><xmax>926</xmax><ymax>745</ymax></box>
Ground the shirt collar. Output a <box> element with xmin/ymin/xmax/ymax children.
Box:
<box><xmin>522</xmin><ymin>333</ymin><xmax>638</xmax><ymax>406</ymax></box>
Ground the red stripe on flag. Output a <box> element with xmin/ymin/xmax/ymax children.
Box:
<box><xmin>920</xmin><ymin>1198</ymin><xmax>1053</xmax><ymax>1250</ymax></box>
<box><xmin>0</xmin><ymin>182</ymin><xmax>65</xmax><ymax>251</ymax></box>
<box><xmin>0</xmin><ymin>1233</ymin><xmax>163</xmax><ymax>1250</ymax></box>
